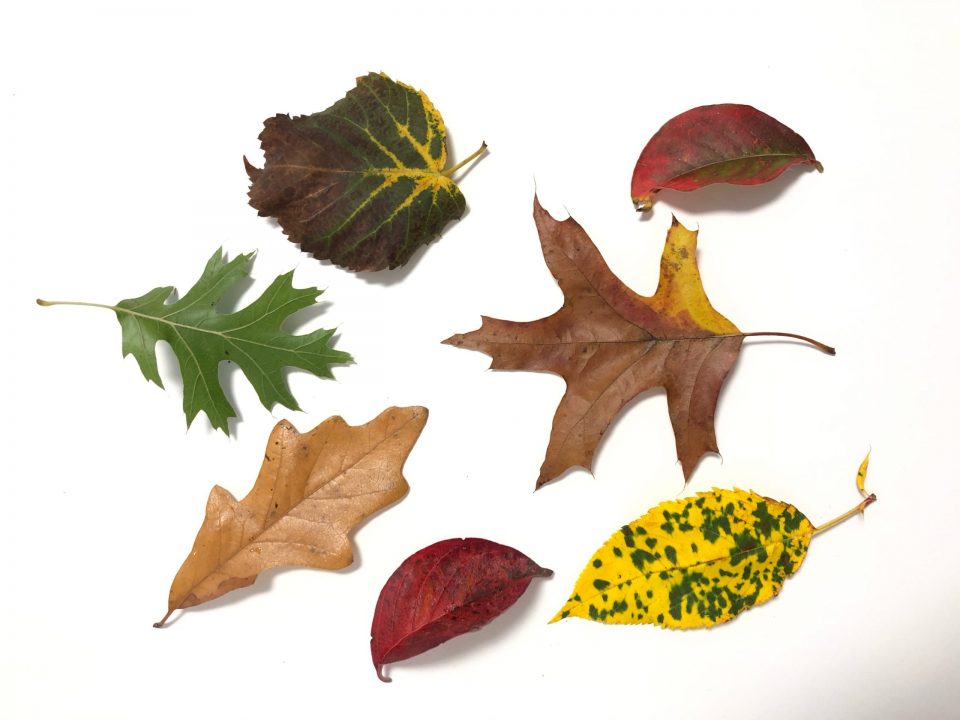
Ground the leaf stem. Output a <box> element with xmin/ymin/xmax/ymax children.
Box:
<box><xmin>36</xmin><ymin>298</ymin><xmax>116</xmax><ymax>311</ymax></box>
<box><xmin>153</xmin><ymin>610</ymin><xmax>174</xmax><ymax>628</ymax></box>
<box><xmin>811</xmin><ymin>493</ymin><xmax>876</xmax><ymax>537</ymax></box>
<box><xmin>741</xmin><ymin>331</ymin><xmax>835</xmax><ymax>355</ymax></box>
<box><xmin>443</xmin><ymin>142</ymin><xmax>488</xmax><ymax>177</ymax></box>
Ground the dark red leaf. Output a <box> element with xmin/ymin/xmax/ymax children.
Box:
<box><xmin>630</xmin><ymin>104</ymin><xmax>822</xmax><ymax>211</ymax></box>
<box><xmin>370</xmin><ymin>538</ymin><xmax>552</xmax><ymax>682</ymax></box>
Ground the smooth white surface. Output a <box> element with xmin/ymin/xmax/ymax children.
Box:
<box><xmin>4</xmin><ymin>1</ymin><xmax>960</xmax><ymax>718</ymax></box>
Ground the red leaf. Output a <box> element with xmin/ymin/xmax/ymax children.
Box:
<box><xmin>630</xmin><ymin>104</ymin><xmax>822</xmax><ymax>211</ymax></box>
<box><xmin>370</xmin><ymin>538</ymin><xmax>552</xmax><ymax>682</ymax></box>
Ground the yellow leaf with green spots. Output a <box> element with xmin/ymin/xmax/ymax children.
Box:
<box><xmin>246</xmin><ymin>72</ymin><xmax>486</xmax><ymax>272</ymax></box>
<box><xmin>552</xmin><ymin>454</ymin><xmax>876</xmax><ymax>629</ymax></box>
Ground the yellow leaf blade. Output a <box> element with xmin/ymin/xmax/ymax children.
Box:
<box><xmin>649</xmin><ymin>217</ymin><xmax>739</xmax><ymax>336</ymax></box>
<box><xmin>856</xmin><ymin>451</ymin><xmax>871</xmax><ymax>498</ymax></box>
<box><xmin>553</xmin><ymin>489</ymin><xmax>813</xmax><ymax>629</ymax></box>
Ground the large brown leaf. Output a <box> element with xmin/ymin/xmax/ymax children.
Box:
<box><xmin>445</xmin><ymin>197</ymin><xmax>832</xmax><ymax>489</ymax></box>
<box><xmin>154</xmin><ymin>406</ymin><xmax>428</xmax><ymax>626</ymax></box>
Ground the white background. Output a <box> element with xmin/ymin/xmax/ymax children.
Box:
<box><xmin>4</xmin><ymin>1</ymin><xmax>959</xmax><ymax>718</ymax></box>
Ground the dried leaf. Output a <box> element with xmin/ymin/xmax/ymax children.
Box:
<box><xmin>154</xmin><ymin>406</ymin><xmax>428</xmax><ymax>627</ymax></box>
<box><xmin>37</xmin><ymin>248</ymin><xmax>351</xmax><ymax>433</ymax></box>
<box><xmin>631</xmin><ymin>104</ymin><xmax>821</xmax><ymax>211</ymax></box>
<box><xmin>445</xmin><ymin>196</ymin><xmax>833</xmax><ymax>488</ymax></box>
<box><xmin>370</xmin><ymin>538</ymin><xmax>552</xmax><ymax>682</ymax></box>
<box><xmin>246</xmin><ymin>72</ymin><xmax>486</xmax><ymax>272</ymax></box>
<box><xmin>553</xmin><ymin>454</ymin><xmax>876</xmax><ymax>628</ymax></box>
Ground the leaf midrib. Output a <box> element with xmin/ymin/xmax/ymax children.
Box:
<box><xmin>574</xmin><ymin>531</ymin><xmax>809</xmax><ymax>616</ymax></box>
<box><xmin>111</xmin><ymin>300</ymin><xmax>331</xmax><ymax>357</ymax></box>
<box><xmin>638</xmin><ymin>151</ymin><xmax>812</xmax><ymax>184</ymax></box>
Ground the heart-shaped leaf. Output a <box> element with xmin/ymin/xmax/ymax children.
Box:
<box><xmin>246</xmin><ymin>72</ymin><xmax>485</xmax><ymax>271</ymax></box>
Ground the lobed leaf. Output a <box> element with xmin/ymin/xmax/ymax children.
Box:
<box><xmin>631</xmin><ymin>104</ymin><xmax>821</xmax><ymax>211</ymax></box>
<box><xmin>39</xmin><ymin>249</ymin><xmax>351</xmax><ymax>433</ymax></box>
<box><xmin>155</xmin><ymin>406</ymin><xmax>428</xmax><ymax>627</ymax></box>
<box><xmin>115</xmin><ymin>248</ymin><xmax>351</xmax><ymax>433</ymax></box>
<box><xmin>370</xmin><ymin>538</ymin><xmax>552</xmax><ymax>682</ymax></box>
<box><xmin>446</xmin><ymin>196</ymin><xmax>743</xmax><ymax>487</ymax></box>
<box><xmin>446</xmin><ymin>195</ymin><xmax>832</xmax><ymax>488</ymax></box>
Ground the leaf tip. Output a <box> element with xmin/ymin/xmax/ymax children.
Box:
<box><xmin>375</xmin><ymin>664</ymin><xmax>392</xmax><ymax>683</ymax></box>
<box><xmin>633</xmin><ymin>195</ymin><xmax>653</xmax><ymax>212</ymax></box>
<box><xmin>814</xmin><ymin>160</ymin><xmax>824</xmax><ymax>173</ymax></box>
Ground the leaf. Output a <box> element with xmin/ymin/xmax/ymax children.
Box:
<box><xmin>246</xmin><ymin>72</ymin><xmax>486</xmax><ymax>272</ymax></box>
<box><xmin>552</xmin><ymin>453</ymin><xmax>876</xmax><ymax>628</ymax></box>
<box><xmin>370</xmin><ymin>537</ymin><xmax>552</xmax><ymax>682</ymax></box>
<box><xmin>856</xmin><ymin>452</ymin><xmax>871</xmax><ymax>498</ymax></box>
<box><xmin>154</xmin><ymin>406</ymin><xmax>428</xmax><ymax>627</ymax></box>
<box><xmin>37</xmin><ymin>248</ymin><xmax>351</xmax><ymax>434</ymax></box>
<box><xmin>630</xmin><ymin>104</ymin><xmax>822</xmax><ymax>211</ymax></box>
<box><xmin>445</xmin><ymin>196</ymin><xmax>833</xmax><ymax>488</ymax></box>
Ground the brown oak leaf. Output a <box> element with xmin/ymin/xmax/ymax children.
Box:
<box><xmin>154</xmin><ymin>406</ymin><xmax>428</xmax><ymax>627</ymax></box>
<box><xmin>445</xmin><ymin>196</ymin><xmax>832</xmax><ymax>489</ymax></box>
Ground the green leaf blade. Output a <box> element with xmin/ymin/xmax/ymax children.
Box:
<box><xmin>104</xmin><ymin>249</ymin><xmax>350</xmax><ymax>433</ymax></box>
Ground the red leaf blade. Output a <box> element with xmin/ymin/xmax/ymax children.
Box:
<box><xmin>630</xmin><ymin>104</ymin><xmax>821</xmax><ymax>210</ymax></box>
<box><xmin>370</xmin><ymin>538</ymin><xmax>552</xmax><ymax>682</ymax></box>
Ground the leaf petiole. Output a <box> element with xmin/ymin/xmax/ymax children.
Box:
<box><xmin>812</xmin><ymin>453</ymin><xmax>877</xmax><ymax>537</ymax></box>
<box><xmin>740</xmin><ymin>331</ymin><xmax>836</xmax><ymax>355</ymax></box>
<box><xmin>442</xmin><ymin>142</ymin><xmax>488</xmax><ymax>177</ymax></box>
<box><xmin>811</xmin><ymin>493</ymin><xmax>876</xmax><ymax>537</ymax></box>
<box><xmin>36</xmin><ymin>298</ymin><xmax>116</xmax><ymax>311</ymax></box>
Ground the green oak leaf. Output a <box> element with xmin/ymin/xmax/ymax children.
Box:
<box><xmin>245</xmin><ymin>72</ymin><xmax>486</xmax><ymax>272</ymax></box>
<box><xmin>38</xmin><ymin>248</ymin><xmax>351</xmax><ymax>434</ymax></box>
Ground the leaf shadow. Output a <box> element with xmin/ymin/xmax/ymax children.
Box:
<box><xmin>218</xmin><ymin>361</ymin><xmax>246</xmax><ymax>439</ymax></box>
<box><xmin>636</xmin><ymin>168</ymin><xmax>813</xmax><ymax>222</ymax></box>
<box><xmin>281</xmin><ymin>300</ymin><xmax>333</xmax><ymax>333</ymax></box>
<box><xmin>158</xmin><ymin>566</ymin><xmax>291</xmax><ymax>627</ymax></box>
<box><xmin>355</xmin><ymin>207</ymin><xmax>472</xmax><ymax>288</ymax></box>
<box><xmin>215</xmin><ymin>274</ymin><xmax>256</xmax><ymax>312</ymax></box>
<box><xmin>379</xmin><ymin>573</ymin><xmax>552</xmax><ymax>682</ymax></box>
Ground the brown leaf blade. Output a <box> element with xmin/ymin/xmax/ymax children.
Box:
<box><xmin>370</xmin><ymin>538</ymin><xmax>552</xmax><ymax>682</ymax></box>
<box><xmin>631</xmin><ymin>104</ymin><xmax>821</xmax><ymax>211</ymax></box>
<box><xmin>445</xmin><ymin>196</ymin><xmax>741</xmax><ymax>488</ymax></box>
<box><xmin>155</xmin><ymin>406</ymin><xmax>428</xmax><ymax>626</ymax></box>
